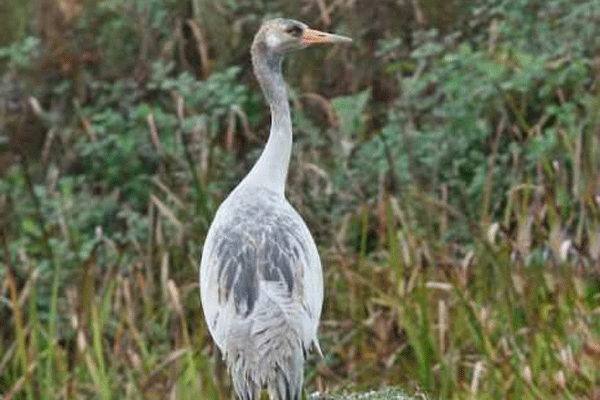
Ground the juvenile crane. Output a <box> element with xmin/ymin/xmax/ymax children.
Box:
<box><xmin>199</xmin><ymin>19</ymin><xmax>351</xmax><ymax>400</ymax></box>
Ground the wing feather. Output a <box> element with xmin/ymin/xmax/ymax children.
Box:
<box><xmin>200</xmin><ymin>186</ymin><xmax>323</xmax><ymax>353</ymax></box>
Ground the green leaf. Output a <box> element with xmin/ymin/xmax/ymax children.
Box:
<box><xmin>22</xmin><ymin>218</ymin><xmax>42</xmax><ymax>238</ymax></box>
<box><xmin>331</xmin><ymin>89</ymin><xmax>371</xmax><ymax>138</ymax></box>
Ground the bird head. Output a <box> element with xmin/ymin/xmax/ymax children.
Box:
<box><xmin>252</xmin><ymin>18</ymin><xmax>351</xmax><ymax>56</ymax></box>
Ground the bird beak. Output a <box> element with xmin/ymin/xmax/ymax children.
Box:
<box><xmin>301</xmin><ymin>28</ymin><xmax>352</xmax><ymax>46</ymax></box>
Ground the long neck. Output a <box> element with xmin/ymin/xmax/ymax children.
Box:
<box><xmin>242</xmin><ymin>45</ymin><xmax>292</xmax><ymax>195</ymax></box>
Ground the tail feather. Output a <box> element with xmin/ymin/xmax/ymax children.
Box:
<box><xmin>267</xmin><ymin>345</ymin><xmax>303</xmax><ymax>400</ymax></box>
<box><xmin>230</xmin><ymin>342</ymin><xmax>304</xmax><ymax>400</ymax></box>
<box><xmin>226</xmin><ymin>281</ymin><xmax>312</xmax><ymax>400</ymax></box>
<box><xmin>230</xmin><ymin>355</ymin><xmax>260</xmax><ymax>400</ymax></box>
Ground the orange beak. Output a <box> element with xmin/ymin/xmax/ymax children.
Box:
<box><xmin>301</xmin><ymin>28</ymin><xmax>352</xmax><ymax>46</ymax></box>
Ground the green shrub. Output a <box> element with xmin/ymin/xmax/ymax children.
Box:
<box><xmin>349</xmin><ymin>0</ymin><xmax>600</xmax><ymax>240</ymax></box>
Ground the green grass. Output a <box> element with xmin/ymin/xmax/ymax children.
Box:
<box><xmin>1</xmin><ymin>0</ymin><xmax>600</xmax><ymax>399</ymax></box>
<box><xmin>310</xmin><ymin>388</ymin><xmax>427</xmax><ymax>400</ymax></box>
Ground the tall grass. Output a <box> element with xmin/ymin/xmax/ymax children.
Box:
<box><xmin>0</xmin><ymin>0</ymin><xmax>599</xmax><ymax>399</ymax></box>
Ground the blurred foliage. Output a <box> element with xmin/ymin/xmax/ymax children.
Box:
<box><xmin>0</xmin><ymin>0</ymin><xmax>599</xmax><ymax>399</ymax></box>
<box><xmin>354</xmin><ymin>0</ymin><xmax>600</xmax><ymax>235</ymax></box>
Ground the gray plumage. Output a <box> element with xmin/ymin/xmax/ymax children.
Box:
<box><xmin>199</xmin><ymin>19</ymin><xmax>350</xmax><ymax>400</ymax></box>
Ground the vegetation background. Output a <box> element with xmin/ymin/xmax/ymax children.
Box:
<box><xmin>0</xmin><ymin>0</ymin><xmax>599</xmax><ymax>399</ymax></box>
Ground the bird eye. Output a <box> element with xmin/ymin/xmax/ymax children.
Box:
<box><xmin>285</xmin><ymin>24</ymin><xmax>303</xmax><ymax>37</ymax></box>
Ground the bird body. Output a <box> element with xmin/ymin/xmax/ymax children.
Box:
<box><xmin>200</xmin><ymin>19</ymin><xmax>350</xmax><ymax>400</ymax></box>
<box><xmin>200</xmin><ymin>183</ymin><xmax>322</xmax><ymax>399</ymax></box>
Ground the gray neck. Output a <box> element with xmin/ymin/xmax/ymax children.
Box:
<box><xmin>241</xmin><ymin>45</ymin><xmax>292</xmax><ymax>195</ymax></box>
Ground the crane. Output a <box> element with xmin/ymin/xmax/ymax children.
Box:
<box><xmin>199</xmin><ymin>18</ymin><xmax>351</xmax><ymax>400</ymax></box>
